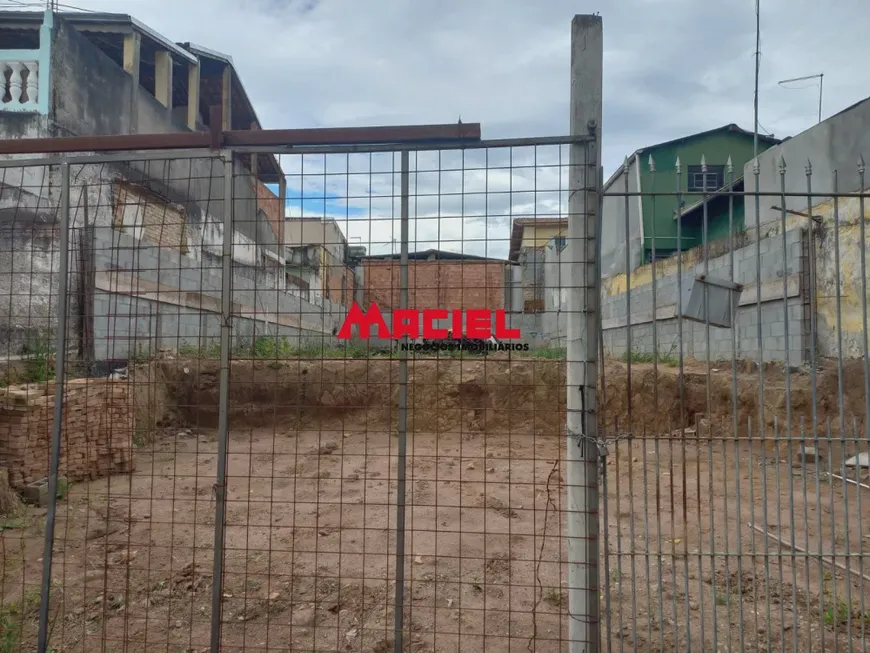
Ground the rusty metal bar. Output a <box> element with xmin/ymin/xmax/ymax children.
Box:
<box><xmin>0</xmin><ymin>122</ymin><xmax>482</xmax><ymax>155</ymax></box>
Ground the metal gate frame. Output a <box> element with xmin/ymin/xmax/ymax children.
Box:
<box><xmin>2</xmin><ymin>129</ymin><xmax>606</xmax><ymax>652</ymax></box>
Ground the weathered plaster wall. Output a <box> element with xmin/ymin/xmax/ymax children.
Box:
<box><xmin>810</xmin><ymin>195</ymin><xmax>870</xmax><ymax>359</ymax></box>
<box><xmin>0</xmin><ymin>115</ymin><xmax>63</xmax><ymax>354</ymax></box>
<box><xmin>91</xmin><ymin>227</ymin><xmax>345</xmax><ymax>361</ymax></box>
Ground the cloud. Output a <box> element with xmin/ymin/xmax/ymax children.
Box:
<box><xmin>18</xmin><ymin>0</ymin><xmax>870</xmax><ymax>257</ymax></box>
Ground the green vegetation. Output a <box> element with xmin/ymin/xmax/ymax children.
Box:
<box><xmin>621</xmin><ymin>347</ymin><xmax>679</xmax><ymax>368</ymax></box>
<box><xmin>21</xmin><ymin>333</ymin><xmax>55</xmax><ymax>384</ymax></box>
<box><xmin>0</xmin><ymin>331</ymin><xmax>57</xmax><ymax>388</ymax></box>
<box><xmin>55</xmin><ymin>478</ymin><xmax>71</xmax><ymax>502</ymax></box>
<box><xmin>531</xmin><ymin>347</ymin><xmax>566</xmax><ymax>359</ymax></box>
<box><xmin>177</xmin><ymin>336</ymin><xmax>390</xmax><ymax>360</ymax></box>
<box><xmin>0</xmin><ymin>588</ymin><xmax>41</xmax><ymax>653</ymax></box>
<box><xmin>821</xmin><ymin>597</ymin><xmax>870</xmax><ymax>628</ymax></box>
<box><xmin>543</xmin><ymin>588</ymin><xmax>567</xmax><ymax>608</ymax></box>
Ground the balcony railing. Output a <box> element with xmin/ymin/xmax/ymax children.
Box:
<box><xmin>1</xmin><ymin>57</ymin><xmax>40</xmax><ymax>111</ymax></box>
<box><xmin>0</xmin><ymin>11</ymin><xmax>53</xmax><ymax>115</ymax></box>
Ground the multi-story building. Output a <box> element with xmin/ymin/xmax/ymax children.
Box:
<box><xmin>0</xmin><ymin>9</ymin><xmax>286</xmax><ymax>354</ymax></box>
<box><xmin>283</xmin><ymin>218</ymin><xmax>358</xmax><ymax>306</ymax></box>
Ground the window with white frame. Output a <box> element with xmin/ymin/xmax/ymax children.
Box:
<box><xmin>686</xmin><ymin>164</ymin><xmax>725</xmax><ymax>193</ymax></box>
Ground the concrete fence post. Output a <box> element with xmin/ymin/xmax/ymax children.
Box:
<box><xmin>566</xmin><ymin>14</ymin><xmax>603</xmax><ymax>653</ymax></box>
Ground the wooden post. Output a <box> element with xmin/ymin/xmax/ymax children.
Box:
<box><xmin>123</xmin><ymin>32</ymin><xmax>141</xmax><ymax>133</ymax></box>
<box><xmin>154</xmin><ymin>50</ymin><xmax>173</xmax><ymax>108</ymax></box>
<box><xmin>278</xmin><ymin>176</ymin><xmax>287</xmax><ymax>251</ymax></box>
<box><xmin>77</xmin><ymin>184</ymin><xmax>95</xmax><ymax>369</ymax></box>
<box><xmin>250</xmin><ymin>120</ymin><xmax>259</xmax><ymax>181</ymax></box>
<box><xmin>221</xmin><ymin>65</ymin><xmax>232</xmax><ymax>130</ymax></box>
<box><xmin>187</xmin><ymin>58</ymin><xmax>201</xmax><ymax>130</ymax></box>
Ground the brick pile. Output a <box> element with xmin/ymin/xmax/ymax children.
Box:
<box><xmin>0</xmin><ymin>379</ymin><xmax>135</xmax><ymax>489</ymax></box>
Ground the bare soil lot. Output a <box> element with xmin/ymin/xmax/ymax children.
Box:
<box><xmin>1</xmin><ymin>356</ymin><xmax>868</xmax><ymax>652</ymax></box>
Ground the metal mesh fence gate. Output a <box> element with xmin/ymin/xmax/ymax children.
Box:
<box><xmin>0</xmin><ymin>136</ymin><xmax>599</xmax><ymax>653</ymax></box>
<box><xmin>0</xmin><ymin>117</ymin><xmax>868</xmax><ymax>653</ymax></box>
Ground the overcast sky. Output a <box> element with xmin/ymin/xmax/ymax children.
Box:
<box><xmin>12</xmin><ymin>0</ymin><xmax>870</xmax><ymax>257</ymax></box>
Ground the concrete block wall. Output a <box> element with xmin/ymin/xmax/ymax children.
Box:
<box><xmin>91</xmin><ymin>227</ymin><xmax>344</xmax><ymax>361</ymax></box>
<box><xmin>598</xmin><ymin>228</ymin><xmax>808</xmax><ymax>363</ymax></box>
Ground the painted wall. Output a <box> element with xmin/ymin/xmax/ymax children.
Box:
<box><xmin>541</xmin><ymin>238</ymin><xmax>570</xmax><ymax>346</ymax></box>
<box><xmin>50</xmin><ymin>19</ymin><xmax>280</xmax><ymax>266</ymax></box>
<box><xmin>519</xmin><ymin>224</ymin><xmax>566</xmax><ymax>249</ymax></box>
<box><xmin>518</xmin><ymin>247</ymin><xmax>545</xmax><ymax>310</ymax></box>
<box><xmin>638</xmin><ymin>131</ymin><xmax>765</xmax><ymax>259</ymax></box>
<box><xmin>678</xmin><ymin>193</ymin><xmax>747</xmax><ymax>250</ymax></box>
<box><xmin>744</xmin><ymin>98</ymin><xmax>870</xmax><ymax>230</ymax></box>
<box><xmin>256</xmin><ymin>180</ymin><xmax>284</xmax><ymax>250</ymax></box>
<box><xmin>284</xmin><ymin>218</ymin><xmax>347</xmax><ymax>262</ymax></box>
<box><xmin>0</xmin><ymin>115</ymin><xmax>66</xmax><ymax>354</ymax></box>
<box><xmin>601</xmin><ymin>130</ymin><xmax>778</xmax><ymax>279</ymax></box>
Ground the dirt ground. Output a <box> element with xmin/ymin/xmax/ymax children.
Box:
<box><xmin>1</xmin><ymin>355</ymin><xmax>868</xmax><ymax>652</ymax></box>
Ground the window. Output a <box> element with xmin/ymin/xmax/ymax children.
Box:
<box><xmin>113</xmin><ymin>181</ymin><xmax>188</xmax><ymax>254</ymax></box>
<box><xmin>686</xmin><ymin>165</ymin><xmax>725</xmax><ymax>193</ymax></box>
<box><xmin>553</xmin><ymin>236</ymin><xmax>567</xmax><ymax>251</ymax></box>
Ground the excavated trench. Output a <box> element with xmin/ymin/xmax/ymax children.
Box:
<box><xmin>133</xmin><ymin>355</ymin><xmax>867</xmax><ymax>439</ymax></box>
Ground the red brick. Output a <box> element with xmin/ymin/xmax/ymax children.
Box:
<box><xmin>362</xmin><ymin>260</ymin><xmax>505</xmax><ymax>310</ymax></box>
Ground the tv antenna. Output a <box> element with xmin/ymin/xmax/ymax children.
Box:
<box><xmin>778</xmin><ymin>73</ymin><xmax>824</xmax><ymax>124</ymax></box>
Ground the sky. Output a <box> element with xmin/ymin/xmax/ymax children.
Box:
<box><xmin>7</xmin><ymin>0</ymin><xmax>870</xmax><ymax>257</ymax></box>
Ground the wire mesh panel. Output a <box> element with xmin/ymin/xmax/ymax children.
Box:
<box><xmin>599</xmin><ymin>150</ymin><xmax>870</xmax><ymax>652</ymax></box>
<box><xmin>0</xmin><ymin>137</ymin><xmax>594</xmax><ymax>653</ymax></box>
<box><xmin>217</xmin><ymin>139</ymin><xmax>583</xmax><ymax>652</ymax></box>
<box><xmin>0</xmin><ymin>150</ymin><xmax>236</xmax><ymax>652</ymax></box>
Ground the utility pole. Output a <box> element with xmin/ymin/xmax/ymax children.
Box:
<box><xmin>567</xmin><ymin>14</ymin><xmax>603</xmax><ymax>653</ymax></box>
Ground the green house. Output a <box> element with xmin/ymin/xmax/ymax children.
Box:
<box><xmin>600</xmin><ymin>124</ymin><xmax>781</xmax><ymax>277</ymax></box>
